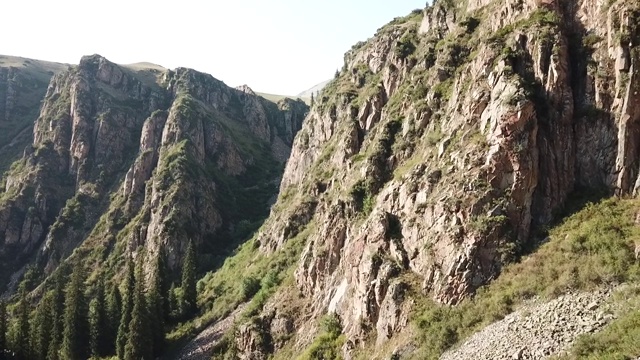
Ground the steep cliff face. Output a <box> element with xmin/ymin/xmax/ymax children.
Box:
<box><xmin>0</xmin><ymin>56</ymin><xmax>67</xmax><ymax>173</ymax></box>
<box><xmin>0</xmin><ymin>55</ymin><xmax>308</xmax><ymax>291</ymax></box>
<box><xmin>224</xmin><ymin>0</ymin><xmax>640</xmax><ymax>358</ymax></box>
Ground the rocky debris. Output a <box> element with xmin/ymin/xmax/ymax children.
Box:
<box><xmin>176</xmin><ymin>303</ymin><xmax>247</xmax><ymax>360</ymax></box>
<box><xmin>440</xmin><ymin>289</ymin><xmax>618</xmax><ymax>360</ymax></box>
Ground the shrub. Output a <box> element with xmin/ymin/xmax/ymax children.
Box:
<box><xmin>567</xmin><ymin>298</ymin><xmax>640</xmax><ymax>359</ymax></box>
<box><xmin>299</xmin><ymin>314</ymin><xmax>345</xmax><ymax>360</ymax></box>
<box><xmin>241</xmin><ymin>276</ymin><xmax>261</xmax><ymax>301</ymax></box>
<box><xmin>460</xmin><ymin>16</ymin><xmax>480</xmax><ymax>34</ymax></box>
<box><xmin>320</xmin><ymin>313</ymin><xmax>342</xmax><ymax>337</ymax></box>
<box><xmin>395</xmin><ymin>29</ymin><xmax>418</xmax><ymax>60</ymax></box>
<box><xmin>350</xmin><ymin>180</ymin><xmax>374</xmax><ymax>215</ymax></box>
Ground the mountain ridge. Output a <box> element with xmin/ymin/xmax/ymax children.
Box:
<box><xmin>296</xmin><ymin>79</ymin><xmax>330</xmax><ymax>99</ymax></box>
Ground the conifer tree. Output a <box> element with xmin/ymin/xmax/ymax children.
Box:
<box><xmin>47</xmin><ymin>272</ymin><xmax>65</xmax><ymax>360</ymax></box>
<box><xmin>89</xmin><ymin>278</ymin><xmax>108</xmax><ymax>358</ymax></box>
<box><xmin>60</xmin><ymin>261</ymin><xmax>89</xmax><ymax>360</ymax></box>
<box><xmin>158</xmin><ymin>247</ymin><xmax>170</xmax><ymax>320</ymax></box>
<box><xmin>116</xmin><ymin>258</ymin><xmax>135</xmax><ymax>359</ymax></box>
<box><xmin>148</xmin><ymin>253</ymin><xmax>166</xmax><ymax>356</ymax></box>
<box><xmin>15</xmin><ymin>287</ymin><xmax>30</xmax><ymax>360</ymax></box>
<box><xmin>0</xmin><ymin>299</ymin><xmax>7</xmax><ymax>359</ymax></box>
<box><xmin>168</xmin><ymin>283</ymin><xmax>179</xmax><ymax>321</ymax></box>
<box><xmin>124</xmin><ymin>257</ymin><xmax>152</xmax><ymax>360</ymax></box>
<box><xmin>310</xmin><ymin>92</ymin><xmax>315</xmax><ymax>106</ymax></box>
<box><xmin>181</xmin><ymin>240</ymin><xmax>197</xmax><ymax>317</ymax></box>
<box><xmin>31</xmin><ymin>292</ymin><xmax>53</xmax><ymax>360</ymax></box>
<box><xmin>106</xmin><ymin>284</ymin><xmax>122</xmax><ymax>354</ymax></box>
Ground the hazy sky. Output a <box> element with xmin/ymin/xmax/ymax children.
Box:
<box><xmin>1</xmin><ymin>0</ymin><xmax>426</xmax><ymax>95</ymax></box>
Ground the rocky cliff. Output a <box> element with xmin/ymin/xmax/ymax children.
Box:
<box><xmin>202</xmin><ymin>0</ymin><xmax>640</xmax><ymax>358</ymax></box>
<box><xmin>0</xmin><ymin>54</ymin><xmax>308</xmax><ymax>293</ymax></box>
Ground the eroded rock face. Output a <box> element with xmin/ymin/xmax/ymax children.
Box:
<box><xmin>239</xmin><ymin>0</ymin><xmax>640</xmax><ymax>357</ymax></box>
<box><xmin>0</xmin><ymin>54</ymin><xmax>308</xmax><ymax>292</ymax></box>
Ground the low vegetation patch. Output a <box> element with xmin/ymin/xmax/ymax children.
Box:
<box><xmin>299</xmin><ymin>313</ymin><xmax>346</xmax><ymax>360</ymax></box>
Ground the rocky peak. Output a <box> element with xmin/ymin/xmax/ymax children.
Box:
<box><xmin>236</xmin><ymin>84</ymin><xmax>257</xmax><ymax>95</ymax></box>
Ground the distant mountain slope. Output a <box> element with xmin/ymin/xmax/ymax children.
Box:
<box><xmin>0</xmin><ymin>54</ymin><xmax>308</xmax><ymax>297</ymax></box>
<box><xmin>0</xmin><ymin>55</ymin><xmax>68</xmax><ymax>173</ymax></box>
<box><xmin>296</xmin><ymin>79</ymin><xmax>330</xmax><ymax>98</ymax></box>
<box><xmin>256</xmin><ymin>92</ymin><xmax>305</xmax><ymax>104</ymax></box>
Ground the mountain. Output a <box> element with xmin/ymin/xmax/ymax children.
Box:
<box><xmin>0</xmin><ymin>54</ymin><xmax>308</xmax><ymax>297</ymax></box>
<box><xmin>2</xmin><ymin>0</ymin><xmax>640</xmax><ymax>359</ymax></box>
<box><xmin>0</xmin><ymin>55</ymin><xmax>68</xmax><ymax>174</ymax></box>
<box><xmin>296</xmin><ymin>79</ymin><xmax>330</xmax><ymax>99</ymax></box>
<box><xmin>191</xmin><ymin>0</ymin><xmax>640</xmax><ymax>359</ymax></box>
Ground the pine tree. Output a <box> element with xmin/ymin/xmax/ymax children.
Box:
<box><xmin>168</xmin><ymin>283</ymin><xmax>179</xmax><ymax>321</ymax></box>
<box><xmin>310</xmin><ymin>92</ymin><xmax>315</xmax><ymax>106</ymax></box>
<box><xmin>116</xmin><ymin>258</ymin><xmax>135</xmax><ymax>359</ymax></box>
<box><xmin>89</xmin><ymin>278</ymin><xmax>109</xmax><ymax>358</ymax></box>
<box><xmin>15</xmin><ymin>287</ymin><xmax>30</xmax><ymax>360</ymax></box>
<box><xmin>31</xmin><ymin>292</ymin><xmax>53</xmax><ymax>360</ymax></box>
<box><xmin>47</xmin><ymin>272</ymin><xmax>65</xmax><ymax>360</ymax></box>
<box><xmin>158</xmin><ymin>247</ymin><xmax>170</xmax><ymax>320</ymax></box>
<box><xmin>60</xmin><ymin>261</ymin><xmax>89</xmax><ymax>360</ymax></box>
<box><xmin>181</xmin><ymin>240</ymin><xmax>197</xmax><ymax>317</ymax></box>
<box><xmin>124</xmin><ymin>257</ymin><xmax>152</xmax><ymax>360</ymax></box>
<box><xmin>0</xmin><ymin>299</ymin><xmax>7</xmax><ymax>359</ymax></box>
<box><xmin>148</xmin><ymin>253</ymin><xmax>166</xmax><ymax>356</ymax></box>
<box><xmin>106</xmin><ymin>284</ymin><xmax>122</xmax><ymax>355</ymax></box>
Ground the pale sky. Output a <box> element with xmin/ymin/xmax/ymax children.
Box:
<box><xmin>1</xmin><ymin>0</ymin><xmax>426</xmax><ymax>95</ymax></box>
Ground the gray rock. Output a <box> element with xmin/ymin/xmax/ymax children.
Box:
<box><xmin>440</xmin><ymin>289</ymin><xmax>618</xmax><ymax>360</ymax></box>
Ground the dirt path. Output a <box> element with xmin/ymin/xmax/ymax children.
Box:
<box><xmin>175</xmin><ymin>303</ymin><xmax>247</xmax><ymax>360</ymax></box>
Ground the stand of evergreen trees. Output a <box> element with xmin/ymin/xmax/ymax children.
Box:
<box><xmin>0</xmin><ymin>242</ymin><xmax>198</xmax><ymax>360</ymax></box>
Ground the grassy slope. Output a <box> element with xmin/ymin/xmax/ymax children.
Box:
<box><xmin>257</xmin><ymin>92</ymin><xmax>309</xmax><ymax>105</ymax></box>
<box><xmin>296</xmin><ymin>79</ymin><xmax>330</xmax><ymax>98</ymax></box>
<box><xmin>397</xmin><ymin>196</ymin><xmax>640</xmax><ymax>359</ymax></box>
